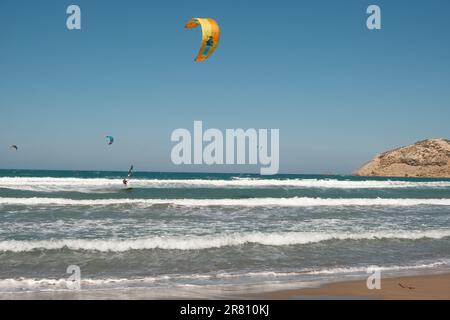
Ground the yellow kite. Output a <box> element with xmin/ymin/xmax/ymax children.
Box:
<box><xmin>185</xmin><ymin>18</ymin><xmax>220</xmax><ymax>62</ymax></box>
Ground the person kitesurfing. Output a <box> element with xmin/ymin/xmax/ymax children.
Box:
<box><xmin>122</xmin><ymin>165</ymin><xmax>134</xmax><ymax>186</ymax></box>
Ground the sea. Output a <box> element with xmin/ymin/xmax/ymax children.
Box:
<box><xmin>0</xmin><ymin>170</ymin><xmax>449</xmax><ymax>298</ymax></box>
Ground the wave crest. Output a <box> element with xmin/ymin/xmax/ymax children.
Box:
<box><xmin>1</xmin><ymin>230</ymin><xmax>449</xmax><ymax>252</ymax></box>
<box><xmin>1</xmin><ymin>196</ymin><xmax>450</xmax><ymax>207</ymax></box>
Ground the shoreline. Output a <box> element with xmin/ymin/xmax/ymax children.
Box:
<box><xmin>248</xmin><ymin>272</ymin><xmax>450</xmax><ymax>300</ymax></box>
<box><xmin>1</xmin><ymin>272</ymin><xmax>449</xmax><ymax>300</ymax></box>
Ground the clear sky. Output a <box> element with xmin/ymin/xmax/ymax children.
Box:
<box><xmin>1</xmin><ymin>0</ymin><xmax>449</xmax><ymax>174</ymax></box>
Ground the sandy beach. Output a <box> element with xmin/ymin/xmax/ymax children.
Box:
<box><xmin>250</xmin><ymin>272</ymin><xmax>450</xmax><ymax>300</ymax></box>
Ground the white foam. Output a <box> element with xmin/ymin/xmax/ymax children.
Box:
<box><xmin>0</xmin><ymin>277</ymin><xmax>158</xmax><ymax>292</ymax></box>
<box><xmin>217</xmin><ymin>260</ymin><xmax>450</xmax><ymax>278</ymax></box>
<box><xmin>304</xmin><ymin>260</ymin><xmax>450</xmax><ymax>275</ymax></box>
<box><xmin>1</xmin><ymin>177</ymin><xmax>449</xmax><ymax>192</ymax></box>
<box><xmin>1</xmin><ymin>196</ymin><xmax>450</xmax><ymax>207</ymax></box>
<box><xmin>1</xmin><ymin>229</ymin><xmax>449</xmax><ymax>252</ymax></box>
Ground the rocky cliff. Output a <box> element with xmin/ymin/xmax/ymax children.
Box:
<box><xmin>354</xmin><ymin>138</ymin><xmax>450</xmax><ymax>178</ymax></box>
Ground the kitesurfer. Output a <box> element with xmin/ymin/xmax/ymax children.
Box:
<box><xmin>122</xmin><ymin>165</ymin><xmax>133</xmax><ymax>186</ymax></box>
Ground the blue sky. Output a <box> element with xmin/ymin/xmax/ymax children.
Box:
<box><xmin>0</xmin><ymin>0</ymin><xmax>449</xmax><ymax>174</ymax></box>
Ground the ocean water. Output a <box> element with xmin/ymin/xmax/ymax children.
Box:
<box><xmin>0</xmin><ymin>170</ymin><xmax>449</xmax><ymax>297</ymax></box>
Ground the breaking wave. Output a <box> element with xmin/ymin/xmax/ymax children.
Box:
<box><xmin>1</xmin><ymin>230</ymin><xmax>450</xmax><ymax>252</ymax></box>
<box><xmin>1</xmin><ymin>177</ymin><xmax>450</xmax><ymax>192</ymax></box>
<box><xmin>1</xmin><ymin>196</ymin><xmax>450</xmax><ymax>207</ymax></box>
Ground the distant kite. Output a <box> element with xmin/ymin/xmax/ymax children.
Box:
<box><xmin>10</xmin><ymin>145</ymin><xmax>18</xmax><ymax>151</ymax></box>
<box><xmin>106</xmin><ymin>136</ymin><xmax>114</xmax><ymax>145</ymax></box>
<box><xmin>185</xmin><ymin>18</ymin><xmax>220</xmax><ymax>62</ymax></box>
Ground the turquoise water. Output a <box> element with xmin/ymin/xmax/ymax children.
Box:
<box><xmin>0</xmin><ymin>170</ymin><xmax>449</xmax><ymax>295</ymax></box>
